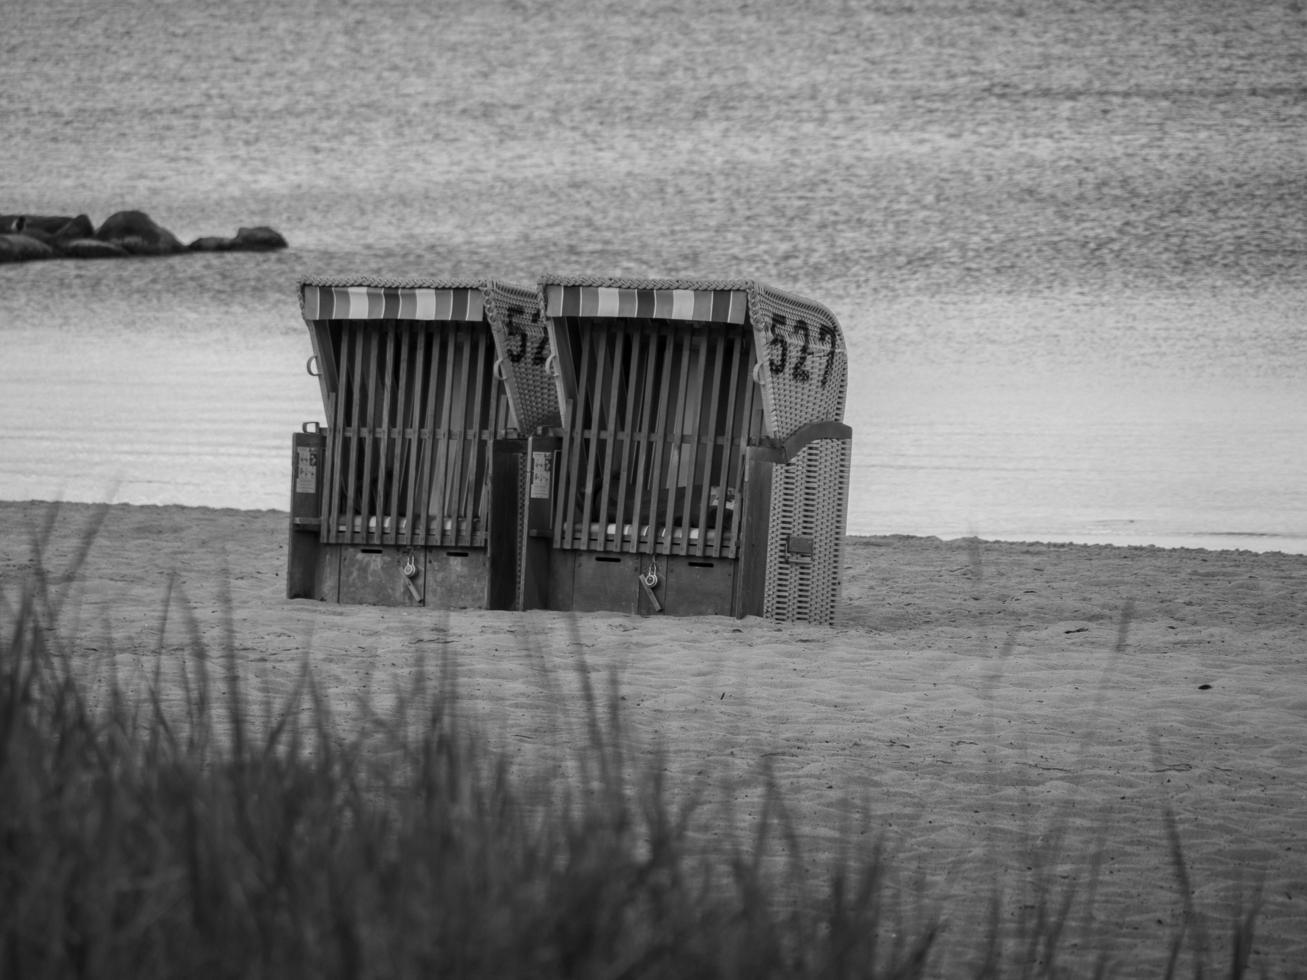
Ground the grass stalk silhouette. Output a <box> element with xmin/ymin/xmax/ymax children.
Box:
<box><xmin>0</xmin><ymin>508</ymin><xmax>1278</xmax><ymax>978</ymax></box>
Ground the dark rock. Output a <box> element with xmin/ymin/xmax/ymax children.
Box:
<box><xmin>0</xmin><ymin>234</ymin><xmax>57</xmax><ymax>262</ymax></box>
<box><xmin>14</xmin><ymin>226</ymin><xmax>58</xmax><ymax>247</ymax></box>
<box><xmin>53</xmin><ymin>214</ymin><xmax>95</xmax><ymax>244</ymax></box>
<box><xmin>61</xmin><ymin>238</ymin><xmax>130</xmax><ymax>259</ymax></box>
<box><xmin>0</xmin><ymin>211</ymin><xmax>286</xmax><ymax>260</ymax></box>
<box><xmin>0</xmin><ymin>214</ymin><xmax>75</xmax><ymax>235</ymax></box>
<box><xmin>190</xmin><ymin>226</ymin><xmax>288</xmax><ymax>253</ymax></box>
<box><xmin>233</xmin><ymin>225</ymin><xmax>288</xmax><ymax>251</ymax></box>
<box><xmin>95</xmin><ymin>210</ymin><xmax>187</xmax><ymax>256</ymax></box>
<box><xmin>188</xmin><ymin>236</ymin><xmax>235</xmax><ymax>252</ymax></box>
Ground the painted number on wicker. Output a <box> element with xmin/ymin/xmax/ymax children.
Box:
<box><xmin>767</xmin><ymin>314</ymin><xmax>838</xmax><ymax>387</ymax></box>
<box><xmin>505</xmin><ymin>306</ymin><xmax>552</xmax><ymax>365</ymax></box>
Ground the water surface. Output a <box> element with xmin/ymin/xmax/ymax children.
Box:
<box><xmin>3</xmin><ymin>0</ymin><xmax>1304</xmax><ymax>551</ymax></box>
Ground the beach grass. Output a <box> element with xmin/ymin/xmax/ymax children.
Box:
<box><xmin>0</xmin><ymin>510</ymin><xmax>1268</xmax><ymax>978</ymax></box>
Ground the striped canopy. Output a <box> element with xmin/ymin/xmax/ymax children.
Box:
<box><xmin>302</xmin><ymin>283</ymin><xmax>485</xmax><ymax>322</ymax></box>
<box><xmin>544</xmin><ymin>283</ymin><xmax>748</xmax><ymax>324</ymax></box>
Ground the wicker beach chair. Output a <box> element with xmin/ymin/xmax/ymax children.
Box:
<box><xmin>286</xmin><ymin>277</ymin><xmax>557</xmax><ymax>609</ymax></box>
<box><xmin>525</xmin><ymin>276</ymin><xmax>852</xmax><ymax>624</ymax></box>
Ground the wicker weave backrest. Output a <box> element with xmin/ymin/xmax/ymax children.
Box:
<box><xmin>480</xmin><ymin>282</ymin><xmax>562</xmax><ymax>434</ymax></box>
<box><xmin>744</xmin><ymin>283</ymin><xmax>848</xmax><ymax>440</ymax></box>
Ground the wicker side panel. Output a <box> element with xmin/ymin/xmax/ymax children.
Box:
<box><xmin>746</xmin><ymin>284</ymin><xmax>848</xmax><ymax>440</ymax></box>
<box><xmin>483</xmin><ymin>281</ymin><xmax>561</xmax><ymax>434</ymax></box>
<box><xmin>515</xmin><ymin>444</ymin><xmax>530</xmax><ymax>608</ymax></box>
<box><xmin>762</xmin><ymin>437</ymin><xmax>851</xmax><ymax>626</ymax></box>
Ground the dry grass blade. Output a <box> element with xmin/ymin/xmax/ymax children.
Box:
<box><xmin>0</xmin><ymin>507</ymin><xmax>1286</xmax><ymax>979</ymax></box>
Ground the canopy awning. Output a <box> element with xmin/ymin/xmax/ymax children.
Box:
<box><xmin>302</xmin><ymin>283</ymin><xmax>485</xmax><ymax>322</ymax></box>
<box><xmin>543</xmin><ymin>283</ymin><xmax>748</xmax><ymax>323</ymax></box>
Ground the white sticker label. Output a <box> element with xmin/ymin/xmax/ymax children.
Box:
<box><xmin>530</xmin><ymin>451</ymin><xmax>554</xmax><ymax>499</ymax></box>
<box><xmin>295</xmin><ymin>446</ymin><xmax>318</xmax><ymax>494</ymax></box>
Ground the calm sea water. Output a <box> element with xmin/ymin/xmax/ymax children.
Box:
<box><xmin>3</xmin><ymin>0</ymin><xmax>1305</xmax><ymax>552</ymax></box>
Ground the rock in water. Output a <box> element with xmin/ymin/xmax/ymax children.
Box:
<box><xmin>0</xmin><ymin>214</ymin><xmax>74</xmax><ymax>235</ymax></box>
<box><xmin>0</xmin><ymin>211</ymin><xmax>286</xmax><ymax>260</ymax></box>
<box><xmin>188</xmin><ymin>235</ymin><xmax>234</xmax><ymax>252</ymax></box>
<box><xmin>0</xmin><ymin>234</ymin><xmax>56</xmax><ymax>262</ymax></box>
<box><xmin>95</xmin><ymin>210</ymin><xmax>187</xmax><ymax>256</ymax></box>
<box><xmin>61</xmin><ymin>238</ymin><xmax>130</xmax><ymax>259</ymax></box>
<box><xmin>53</xmin><ymin>214</ymin><xmax>95</xmax><ymax>244</ymax></box>
<box><xmin>233</xmin><ymin>225</ymin><xmax>289</xmax><ymax>251</ymax></box>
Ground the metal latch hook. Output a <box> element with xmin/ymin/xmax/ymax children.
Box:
<box><xmin>638</xmin><ymin>558</ymin><xmax>663</xmax><ymax>613</ymax></box>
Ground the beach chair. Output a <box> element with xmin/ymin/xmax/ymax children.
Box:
<box><xmin>525</xmin><ymin>276</ymin><xmax>852</xmax><ymax>623</ymax></box>
<box><xmin>286</xmin><ymin>277</ymin><xmax>558</xmax><ymax>609</ymax></box>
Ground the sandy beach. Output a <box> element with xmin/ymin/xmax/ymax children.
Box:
<box><xmin>3</xmin><ymin>500</ymin><xmax>1305</xmax><ymax>974</ymax></box>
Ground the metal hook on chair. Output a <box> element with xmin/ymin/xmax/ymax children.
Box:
<box><xmin>639</xmin><ymin>557</ymin><xmax>663</xmax><ymax>613</ymax></box>
<box><xmin>400</xmin><ymin>554</ymin><xmax>422</xmax><ymax>603</ymax></box>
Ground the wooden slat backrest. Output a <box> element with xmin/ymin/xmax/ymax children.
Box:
<box><xmin>425</xmin><ymin>323</ymin><xmax>499</xmax><ymax>548</ymax></box>
<box><xmin>722</xmin><ymin>329</ymin><xmax>754</xmax><ymax>553</ymax></box>
<box><xmin>323</xmin><ymin>320</ymin><xmax>500</xmax><ymax>547</ymax></box>
<box><xmin>663</xmin><ymin>324</ymin><xmax>694</xmax><ymax>554</ymax></box>
<box><xmin>426</xmin><ymin>326</ymin><xmax>456</xmax><ymax>541</ymax></box>
<box><xmin>622</xmin><ymin>325</ymin><xmax>662</xmax><ymax>554</ymax></box>
<box><xmin>552</xmin><ymin>316</ymin><xmax>757</xmax><ymax>558</ymax></box>
<box><xmin>611</xmin><ymin>325</ymin><xmax>645</xmax><ymax>550</ymax></box>
<box><xmin>400</xmin><ymin>327</ymin><xmax>427</xmax><ymax>546</ymax></box>
<box><xmin>596</xmin><ymin>327</ymin><xmax>627</xmax><ymax>551</ymax></box>
<box><xmin>692</xmin><ymin>332</ymin><xmax>726</xmax><ymax>557</ymax></box>
<box><xmin>342</xmin><ymin>325</ymin><xmax>365</xmax><ymax>541</ymax></box>
<box><xmin>644</xmin><ymin>323</ymin><xmax>675</xmax><ymax>547</ymax></box>
<box><xmin>414</xmin><ymin>326</ymin><xmax>442</xmax><ymax>544</ymax></box>
<box><xmin>382</xmin><ymin>326</ymin><xmax>406</xmax><ymax>545</ymax></box>
<box><xmin>557</xmin><ymin>319</ymin><xmax>594</xmax><ymax>547</ymax></box>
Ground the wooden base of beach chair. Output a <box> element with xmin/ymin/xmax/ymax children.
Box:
<box><xmin>310</xmin><ymin>543</ymin><xmax>494</xmax><ymax>609</ymax></box>
<box><xmin>545</xmin><ymin>550</ymin><xmax>740</xmax><ymax>618</ymax></box>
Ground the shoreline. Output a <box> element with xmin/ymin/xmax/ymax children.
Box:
<box><xmin>4</xmin><ymin>499</ymin><xmax>1307</xmax><ymax>972</ymax></box>
<box><xmin>5</xmin><ymin>496</ymin><xmax>1305</xmax><ymax>558</ymax></box>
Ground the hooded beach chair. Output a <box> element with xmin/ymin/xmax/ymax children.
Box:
<box><xmin>524</xmin><ymin>276</ymin><xmax>852</xmax><ymax>623</ymax></box>
<box><xmin>286</xmin><ymin>277</ymin><xmax>558</xmax><ymax>609</ymax></box>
